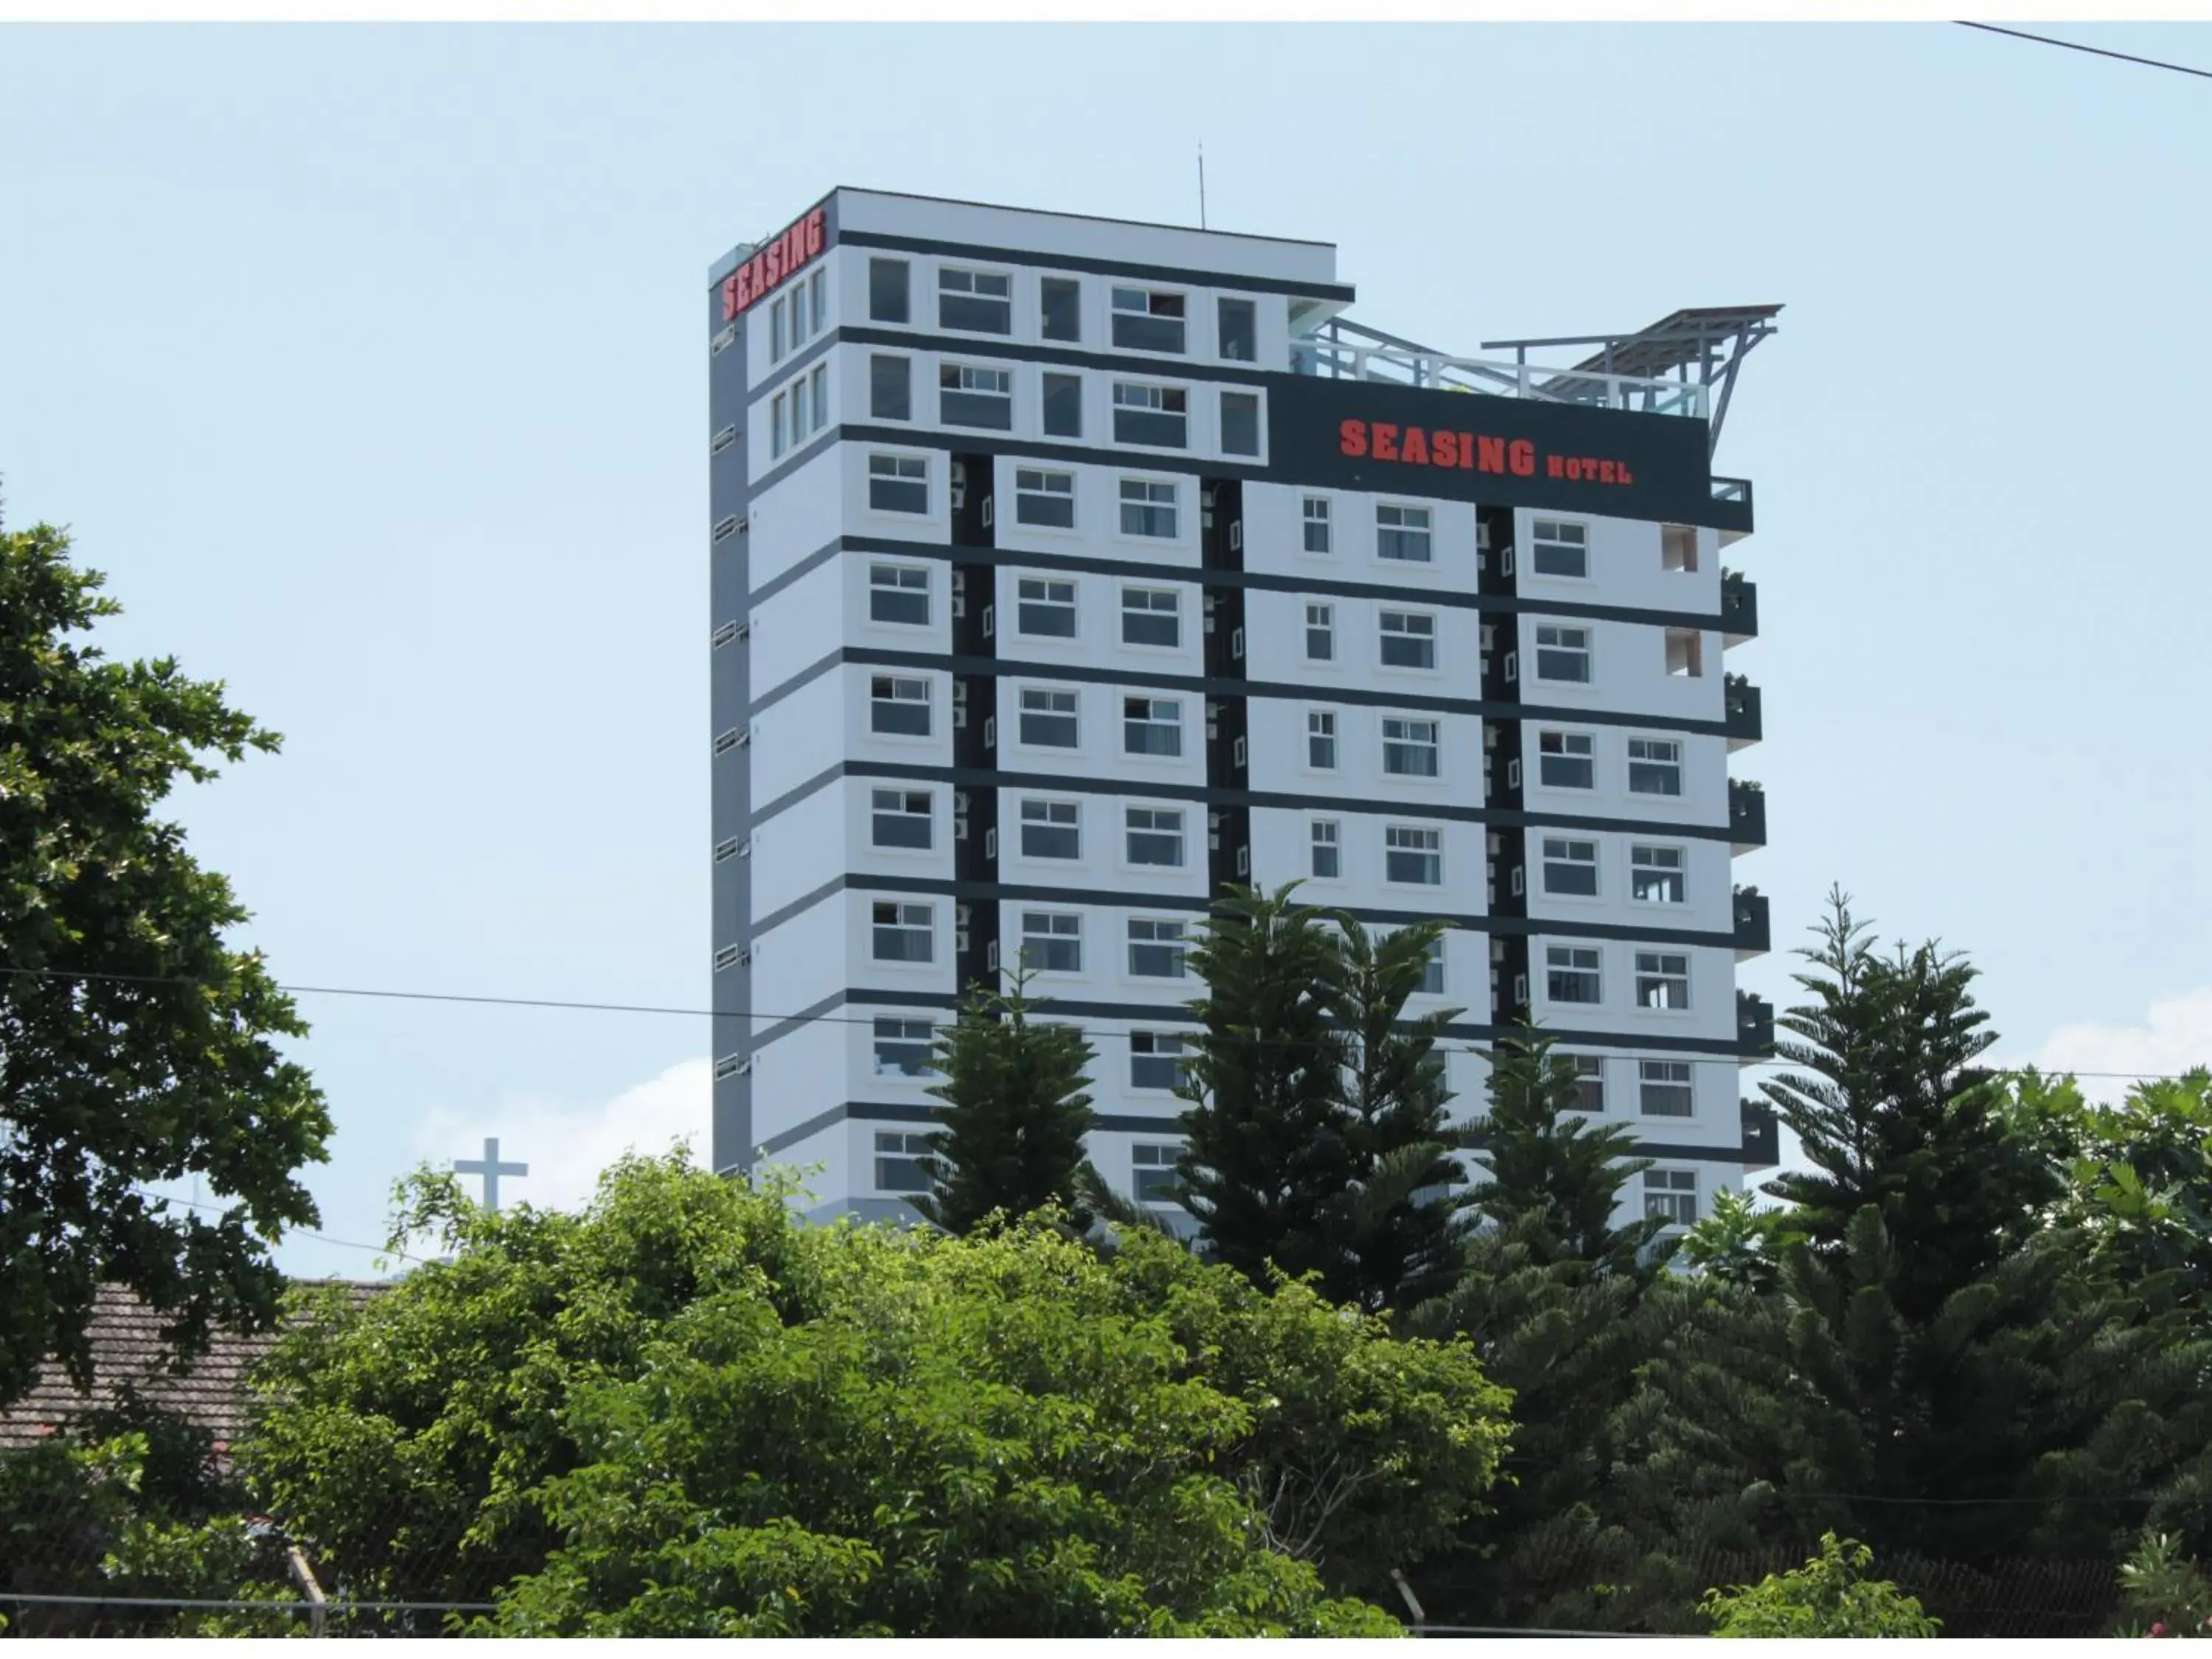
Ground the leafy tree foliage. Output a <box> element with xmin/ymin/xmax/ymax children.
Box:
<box><xmin>0</xmin><ymin>523</ymin><xmax>330</xmax><ymax>1411</ymax></box>
<box><xmin>219</xmin><ymin>1154</ymin><xmax>1511</xmax><ymax>1635</ymax></box>
<box><xmin>909</xmin><ymin>967</ymin><xmax>1097</xmax><ymax>1235</ymax></box>
<box><xmin>1700</xmin><ymin>1533</ymin><xmax>1940</xmax><ymax>1638</ymax></box>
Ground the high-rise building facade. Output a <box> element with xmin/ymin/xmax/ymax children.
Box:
<box><xmin>709</xmin><ymin>188</ymin><xmax>1779</xmax><ymax>1229</ymax></box>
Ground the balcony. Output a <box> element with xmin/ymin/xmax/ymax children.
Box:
<box><xmin>1739</xmin><ymin>1097</ymin><xmax>1781</xmax><ymax>1171</ymax></box>
<box><xmin>1724</xmin><ymin>674</ymin><xmax>1763</xmax><ymax>751</ymax></box>
<box><xmin>1737</xmin><ymin>990</ymin><xmax>1775</xmax><ymax>1060</ymax></box>
<box><xmin>1721</xmin><ymin>568</ymin><xmax>1759</xmax><ymax>646</ymax></box>
<box><xmin>1289</xmin><ymin>316</ymin><xmax>1710</xmax><ymax>420</ymax></box>
<box><xmin>1709</xmin><ymin>477</ymin><xmax>1755</xmax><ymax>542</ymax></box>
<box><xmin>1729</xmin><ymin>778</ymin><xmax>1767</xmax><ymax>854</ymax></box>
<box><xmin>1732</xmin><ymin>885</ymin><xmax>1771</xmax><ymax>959</ymax></box>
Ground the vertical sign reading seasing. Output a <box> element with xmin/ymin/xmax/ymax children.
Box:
<box><xmin>721</xmin><ymin>206</ymin><xmax>828</xmax><ymax>322</ymax></box>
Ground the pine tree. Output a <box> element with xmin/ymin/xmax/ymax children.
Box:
<box><xmin>1172</xmin><ymin>884</ymin><xmax>1356</xmax><ymax>1295</ymax></box>
<box><xmin>909</xmin><ymin>967</ymin><xmax>1097</xmax><ymax>1236</ymax></box>
<box><xmin>1467</xmin><ymin>1029</ymin><xmax>1668</xmax><ymax>1276</ymax></box>
<box><xmin>1326</xmin><ymin>916</ymin><xmax>1478</xmax><ymax>1314</ymax></box>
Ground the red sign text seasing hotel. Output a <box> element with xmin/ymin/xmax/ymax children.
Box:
<box><xmin>1339</xmin><ymin>417</ymin><xmax>1637</xmax><ymax>487</ymax></box>
<box><xmin>721</xmin><ymin>207</ymin><xmax>828</xmax><ymax>322</ymax></box>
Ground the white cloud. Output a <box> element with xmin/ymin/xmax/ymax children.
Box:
<box><xmin>412</xmin><ymin>1057</ymin><xmax>711</xmax><ymax>1215</ymax></box>
<box><xmin>2017</xmin><ymin>987</ymin><xmax>2212</xmax><ymax>1103</ymax></box>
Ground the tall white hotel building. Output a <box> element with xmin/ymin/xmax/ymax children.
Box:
<box><xmin>709</xmin><ymin>189</ymin><xmax>1780</xmax><ymax>1231</ymax></box>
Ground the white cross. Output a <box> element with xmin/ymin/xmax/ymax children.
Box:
<box><xmin>453</xmin><ymin>1136</ymin><xmax>528</xmax><ymax>1212</ymax></box>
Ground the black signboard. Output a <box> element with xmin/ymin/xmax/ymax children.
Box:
<box><xmin>1265</xmin><ymin>371</ymin><xmax>1739</xmax><ymax>531</ymax></box>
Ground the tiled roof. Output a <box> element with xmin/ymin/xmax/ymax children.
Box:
<box><xmin>0</xmin><ymin>1280</ymin><xmax>387</xmax><ymax>1455</ymax></box>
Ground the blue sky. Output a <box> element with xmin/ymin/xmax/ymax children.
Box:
<box><xmin>4</xmin><ymin>21</ymin><xmax>2208</xmax><ymax>1278</ymax></box>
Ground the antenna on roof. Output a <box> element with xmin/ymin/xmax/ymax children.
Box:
<box><xmin>1197</xmin><ymin>142</ymin><xmax>1207</xmax><ymax>230</ymax></box>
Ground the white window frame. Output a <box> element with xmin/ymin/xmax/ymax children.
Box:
<box><xmin>869</xmin><ymin>787</ymin><xmax>933</xmax><ymax>852</ymax></box>
<box><xmin>867</xmin><ymin>562</ymin><xmax>931</xmax><ymax>627</ymax></box>
<box><xmin>1127</xmin><ymin>917</ymin><xmax>1189</xmax><ymax>980</ymax></box>
<box><xmin>1013</xmin><ymin>467</ymin><xmax>1077</xmax><ymax>531</ymax></box>
<box><xmin>1307</xmin><ymin>708</ymin><xmax>1338</xmax><ymax>771</ymax></box>
<box><xmin>1018</xmin><ymin>909</ymin><xmax>1083</xmax><ymax>975</ymax></box>
<box><xmin>1015</xmin><ymin>576</ymin><xmax>1079</xmax><ymax>641</ymax></box>
<box><xmin>1129</xmin><ymin>1029</ymin><xmax>1189</xmax><ymax>1093</ymax></box>
<box><xmin>1132</xmin><ymin>1141</ymin><xmax>1179</xmax><ymax>1205</ymax></box>
<box><xmin>1018</xmin><ymin>796</ymin><xmax>1082</xmax><ymax>862</ymax></box>
<box><xmin>1545</xmin><ymin>944</ymin><xmax>1602</xmax><ymax>1006</ymax></box>
<box><xmin>1627</xmin><ymin>736</ymin><xmax>1685</xmax><ymax>798</ymax></box>
<box><xmin>869</xmin><ymin>674</ymin><xmax>933</xmax><ymax>740</ymax></box>
<box><xmin>874</xmin><ymin>1129</ymin><xmax>934</xmax><ymax>1194</ymax></box>
<box><xmin>1536</xmin><ymin>728</ymin><xmax>1596</xmax><ymax>790</ymax></box>
<box><xmin>1117</xmin><ymin>476</ymin><xmax>1180</xmax><ymax>540</ymax></box>
<box><xmin>1383</xmin><ymin>823</ymin><xmax>1442</xmax><ymax>887</ymax></box>
<box><xmin>1310</xmin><ymin>818</ymin><xmax>1342</xmax><ymax>880</ymax></box>
<box><xmin>1531</xmin><ymin>518</ymin><xmax>1590</xmax><ymax>579</ymax></box>
<box><xmin>937</xmin><ymin>264</ymin><xmax>1014</xmax><ymax>335</ymax></box>
<box><xmin>1630</xmin><ymin>844</ymin><xmax>1688</xmax><ymax>904</ymax></box>
<box><xmin>1638</xmin><ymin>1060</ymin><xmax>1694</xmax><ymax>1117</ymax></box>
<box><xmin>1646</xmin><ymin>1167</ymin><xmax>1699</xmax><ymax>1227</ymax></box>
<box><xmin>938</xmin><ymin>361</ymin><xmax>1015</xmax><ymax>431</ymax></box>
<box><xmin>1381</xmin><ymin>714</ymin><xmax>1441</xmax><ymax>780</ymax></box>
<box><xmin>1572</xmin><ymin>1055</ymin><xmax>1607</xmax><ymax>1114</ymax></box>
<box><xmin>1119</xmin><ymin>585</ymin><xmax>1181</xmax><ymax>650</ymax></box>
<box><xmin>1378</xmin><ymin>609</ymin><xmax>1439</xmax><ymax>672</ymax></box>
<box><xmin>871</xmin><ymin>900</ymin><xmax>935</xmax><ymax>965</ymax></box>
<box><xmin>1016</xmin><ymin>685</ymin><xmax>1079</xmax><ymax>751</ymax></box>
<box><xmin>1124</xmin><ymin>805</ymin><xmax>1187</xmax><ymax>870</ymax></box>
<box><xmin>1122</xmin><ymin>695</ymin><xmax>1183</xmax><ymax>759</ymax></box>
<box><xmin>1540</xmin><ymin>836</ymin><xmax>1601</xmax><ymax>899</ymax></box>
<box><xmin>1304</xmin><ymin>602</ymin><xmax>1335</xmax><ymax>663</ymax></box>
<box><xmin>866</xmin><ymin>452</ymin><xmax>930</xmax><ymax>516</ymax></box>
<box><xmin>1302</xmin><ymin>495</ymin><xmax>1333</xmax><ymax>555</ymax></box>
<box><xmin>1534</xmin><ymin>623</ymin><xmax>1593</xmax><ymax>685</ymax></box>
<box><xmin>1635</xmin><ymin>951</ymin><xmax>1691</xmax><ymax>1012</ymax></box>
<box><xmin>872</xmin><ymin>1016</ymin><xmax>938</xmax><ymax>1080</ymax></box>
<box><xmin>1377</xmin><ymin>501</ymin><xmax>1434</xmax><ymax>564</ymax></box>
<box><xmin>1109</xmin><ymin>285</ymin><xmax>1189</xmax><ymax>355</ymax></box>
<box><xmin>1110</xmin><ymin>379</ymin><xmax>1191</xmax><ymax>450</ymax></box>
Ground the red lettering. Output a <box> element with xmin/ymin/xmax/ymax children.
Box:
<box><xmin>1565</xmin><ymin>458</ymin><xmax>1585</xmax><ymax>481</ymax></box>
<box><xmin>1599</xmin><ymin>460</ymin><xmax>1619</xmax><ymax>484</ymax></box>
<box><xmin>1618</xmin><ymin>465</ymin><xmax>1634</xmax><ymax>486</ymax></box>
<box><xmin>1339</xmin><ymin>419</ymin><xmax>1369</xmax><ymax>458</ymax></box>
<box><xmin>805</xmin><ymin>207</ymin><xmax>826</xmax><ymax>258</ymax></box>
<box><xmin>734</xmin><ymin>261</ymin><xmax>755</xmax><ymax>311</ymax></box>
<box><xmin>1458</xmin><ymin>431</ymin><xmax>1475</xmax><ymax>468</ymax></box>
<box><xmin>721</xmin><ymin>274</ymin><xmax>738</xmax><ymax>322</ymax></box>
<box><xmin>1432</xmin><ymin>431</ymin><xmax>1458</xmax><ymax>469</ymax></box>
<box><xmin>764</xmin><ymin>239</ymin><xmax>785</xmax><ymax>289</ymax></box>
<box><xmin>1476</xmin><ymin>436</ymin><xmax>1506</xmax><ymax>474</ymax></box>
<box><xmin>1545</xmin><ymin>454</ymin><xmax>1564</xmax><ymax>479</ymax></box>
<box><xmin>1510</xmin><ymin>440</ymin><xmax>1537</xmax><ymax>478</ymax></box>
<box><xmin>1401</xmin><ymin>426</ymin><xmax>1430</xmax><ymax>466</ymax></box>
<box><xmin>1373</xmin><ymin>423</ymin><xmax>1400</xmax><ymax>462</ymax></box>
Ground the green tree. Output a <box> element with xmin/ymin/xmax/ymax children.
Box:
<box><xmin>218</xmin><ymin>1153</ymin><xmax>1512</xmax><ymax>1635</ymax></box>
<box><xmin>909</xmin><ymin>967</ymin><xmax>1097</xmax><ymax>1236</ymax></box>
<box><xmin>0</xmin><ymin>523</ymin><xmax>331</xmax><ymax>1411</ymax></box>
<box><xmin>1466</xmin><ymin>1029</ymin><xmax>1666</xmax><ymax>1276</ymax></box>
<box><xmin>1700</xmin><ymin>1533</ymin><xmax>1940</xmax><ymax>1638</ymax></box>
<box><xmin>1326</xmin><ymin>916</ymin><xmax>1476</xmax><ymax>1315</ymax></box>
<box><xmin>2117</xmin><ymin>1532</ymin><xmax>2212</xmax><ymax>1638</ymax></box>
<box><xmin>1761</xmin><ymin>888</ymin><xmax>2059</xmax><ymax>1322</ymax></box>
<box><xmin>1172</xmin><ymin>884</ymin><xmax>1355</xmax><ymax>1295</ymax></box>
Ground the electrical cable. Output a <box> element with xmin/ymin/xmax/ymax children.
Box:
<box><xmin>1955</xmin><ymin>20</ymin><xmax>2212</xmax><ymax>83</ymax></box>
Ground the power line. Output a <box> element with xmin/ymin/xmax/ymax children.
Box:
<box><xmin>4</xmin><ymin>964</ymin><xmax>2204</xmax><ymax>1081</ymax></box>
<box><xmin>1955</xmin><ymin>20</ymin><xmax>2212</xmax><ymax>83</ymax></box>
<box><xmin>132</xmin><ymin>1184</ymin><xmax>431</xmax><ymax>1267</ymax></box>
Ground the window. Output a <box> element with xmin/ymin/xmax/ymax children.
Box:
<box><xmin>1380</xmin><ymin>611</ymin><xmax>1437</xmax><ymax>669</ymax></box>
<box><xmin>1531</xmin><ymin>519</ymin><xmax>1588</xmax><ymax>578</ymax></box>
<box><xmin>869</xmin><ymin>354</ymin><xmax>911</xmax><ymax>421</ymax></box>
<box><xmin>869</xmin><ymin>675</ymin><xmax>931</xmax><ymax>737</ymax></box>
<box><xmin>1310</xmin><ymin>819</ymin><xmax>1341</xmax><ymax>879</ymax></box>
<box><xmin>869</xmin><ymin>563</ymin><xmax>929</xmax><ymax>625</ymax></box>
<box><xmin>1123</xmin><ymin>697</ymin><xmax>1182</xmax><ymax>757</ymax></box>
<box><xmin>874</xmin><ymin>1130</ymin><xmax>933</xmax><ymax>1194</ymax></box>
<box><xmin>1627</xmin><ymin>737</ymin><xmax>1683</xmax><ymax>796</ymax></box>
<box><xmin>1537</xmin><ymin>729</ymin><xmax>1594</xmax><ymax>789</ymax></box>
<box><xmin>940</xmin><ymin>363</ymin><xmax>1013</xmax><ymax>431</ymax></box>
<box><xmin>1646</xmin><ymin>1168</ymin><xmax>1698</xmax><ymax>1227</ymax></box>
<box><xmin>1302</xmin><ymin>495</ymin><xmax>1332</xmax><ymax>554</ymax></box>
<box><xmin>1217</xmin><ymin>296</ymin><xmax>1256</xmax><ymax>361</ymax></box>
<box><xmin>1631</xmin><ymin>845</ymin><xmax>1686</xmax><ymax>903</ymax></box>
<box><xmin>1127</xmin><ymin>917</ymin><xmax>1187</xmax><ymax>978</ymax></box>
<box><xmin>1546</xmin><ymin>945</ymin><xmax>1601</xmax><ymax>1004</ymax></box>
<box><xmin>871</xmin><ymin>788</ymin><xmax>932</xmax><ymax>849</ymax></box>
<box><xmin>809</xmin><ymin>362</ymin><xmax>827</xmax><ymax>434</ymax></box>
<box><xmin>807</xmin><ymin>268</ymin><xmax>827</xmax><ymax>341</ymax></box>
<box><xmin>1113</xmin><ymin>381</ymin><xmax>1189</xmax><ymax>448</ymax></box>
<box><xmin>1130</xmin><ymin>1030</ymin><xmax>1188</xmax><ymax>1092</ymax></box>
<box><xmin>1640</xmin><ymin>1060</ymin><xmax>1694</xmax><ymax>1117</ymax></box>
<box><xmin>1020</xmin><ymin>798</ymin><xmax>1081</xmax><ymax>860</ymax></box>
<box><xmin>1573</xmin><ymin>1056</ymin><xmax>1607</xmax><ymax>1113</ymax></box>
<box><xmin>1662</xmin><ymin>524</ymin><xmax>1700</xmax><ymax>573</ymax></box>
<box><xmin>788</xmin><ymin>375</ymin><xmax>809</xmax><ymax>448</ymax></box>
<box><xmin>1635</xmin><ymin>952</ymin><xmax>1691</xmax><ymax>1010</ymax></box>
<box><xmin>1542</xmin><ymin>838</ymin><xmax>1599</xmax><ymax>896</ymax></box>
<box><xmin>1119</xmin><ymin>479</ymin><xmax>1178</xmax><ymax>539</ymax></box>
<box><xmin>1307</xmin><ymin>709</ymin><xmax>1338</xmax><ymax>770</ymax></box>
<box><xmin>1133</xmin><ymin>1142</ymin><xmax>1178</xmax><ymax>1203</ymax></box>
<box><xmin>874</xmin><ymin>1017</ymin><xmax>936</xmax><ymax>1078</ymax></box>
<box><xmin>1385</xmin><ymin>824</ymin><xmax>1441</xmax><ymax>886</ymax></box>
<box><xmin>1417</xmin><ymin>937</ymin><xmax>1446</xmax><ymax>995</ymax></box>
<box><xmin>1110</xmin><ymin>286</ymin><xmax>1186</xmax><ymax>353</ymax></box>
<box><xmin>1121</xmin><ymin>585</ymin><xmax>1180</xmax><ymax>647</ymax></box>
<box><xmin>869</xmin><ymin>453</ymin><xmax>928</xmax><ymax>515</ymax></box>
<box><xmin>1220</xmin><ymin>391</ymin><xmax>1260</xmax><ymax>456</ymax></box>
<box><xmin>1014</xmin><ymin>467</ymin><xmax>1075</xmax><ymax>529</ymax></box>
<box><xmin>1017</xmin><ymin>577</ymin><xmax>1077</xmax><ymax>638</ymax></box>
<box><xmin>1382</xmin><ymin>716</ymin><xmax>1439</xmax><ymax>779</ymax></box>
<box><xmin>1304</xmin><ymin>603</ymin><xmax>1335</xmax><ymax>661</ymax></box>
<box><xmin>869</xmin><ymin>257</ymin><xmax>910</xmax><ymax>324</ymax></box>
<box><xmin>1043</xmin><ymin>372</ymin><xmax>1083</xmax><ymax>439</ymax></box>
<box><xmin>1018</xmin><ymin>686</ymin><xmax>1079</xmax><ymax>748</ymax></box>
<box><xmin>1377</xmin><ymin>503</ymin><xmax>1433</xmax><ymax>563</ymax></box>
<box><xmin>872</xmin><ymin>901</ymin><xmax>933</xmax><ymax>963</ymax></box>
<box><xmin>1535</xmin><ymin>624</ymin><xmax>1592</xmax><ymax>684</ymax></box>
<box><xmin>769</xmin><ymin>392</ymin><xmax>787</xmax><ymax>459</ymax></box>
<box><xmin>1125</xmin><ymin>807</ymin><xmax>1186</xmax><ymax>867</ymax></box>
<box><xmin>770</xmin><ymin>295</ymin><xmax>788</xmax><ymax>364</ymax></box>
<box><xmin>1040</xmin><ymin>276</ymin><xmax>1082</xmax><ymax>341</ymax></box>
<box><xmin>1020</xmin><ymin>910</ymin><xmax>1082</xmax><ymax>973</ymax></box>
<box><xmin>1666</xmin><ymin>628</ymin><xmax>1705</xmax><ymax>678</ymax></box>
<box><xmin>939</xmin><ymin>266</ymin><xmax>1012</xmax><ymax>334</ymax></box>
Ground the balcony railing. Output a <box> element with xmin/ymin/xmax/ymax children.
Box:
<box><xmin>1721</xmin><ymin>569</ymin><xmax>1759</xmax><ymax>643</ymax></box>
<box><xmin>1737</xmin><ymin>990</ymin><xmax>1776</xmax><ymax>1059</ymax></box>
<box><xmin>1724</xmin><ymin>675</ymin><xmax>1763</xmax><ymax>749</ymax></box>
<box><xmin>1740</xmin><ymin>1097</ymin><xmax>1781</xmax><ymax>1170</ymax></box>
<box><xmin>1290</xmin><ymin>319</ymin><xmax>1709</xmax><ymax>420</ymax></box>
<box><xmin>1729</xmin><ymin>778</ymin><xmax>1767</xmax><ymax>852</ymax></box>
<box><xmin>1733</xmin><ymin>885</ymin><xmax>1772</xmax><ymax>958</ymax></box>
